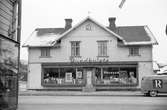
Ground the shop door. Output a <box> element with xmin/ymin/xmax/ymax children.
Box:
<box><xmin>86</xmin><ymin>71</ymin><xmax>92</xmax><ymax>87</ymax></box>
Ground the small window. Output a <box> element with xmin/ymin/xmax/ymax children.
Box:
<box><xmin>71</xmin><ymin>41</ymin><xmax>80</xmax><ymax>57</ymax></box>
<box><xmin>85</xmin><ymin>24</ymin><xmax>92</xmax><ymax>31</ymax></box>
<box><xmin>41</xmin><ymin>47</ymin><xmax>50</xmax><ymax>57</ymax></box>
<box><xmin>97</xmin><ymin>41</ymin><xmax>108</xmax><ymax>57</ymax></box>
<box><xmin>129</xmin><ymin>47</ymin><xmax>139</xmax><ymax>56</ymax></box>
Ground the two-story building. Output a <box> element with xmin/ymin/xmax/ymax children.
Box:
<box><xmin>23</xmin><ymin>17</ymin><xmax>157</xmax><ymax>91</ymax></box>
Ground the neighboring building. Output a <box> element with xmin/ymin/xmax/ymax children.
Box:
<box><xmin>153</xmin><ymin>61</ymin><xmax>160</xmax><ymax>73</ymax></box>
<box><xmin>23</xmin><ymin>17</ymin><xmax>157</xmax><ymax>91</ymax></box>
<box><xmin>0</xmin><ymin>0</ymin><xmax>21</xmax><ymax>109</ymax></box>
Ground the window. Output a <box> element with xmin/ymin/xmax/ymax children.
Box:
<box><xmin>71</xmin><ymin>41</ymin><xmax>80</xmax><ymax>57</ymax></box>
<box><xmin>85</xmin><ymin>24</ymin><xmax>92</xmax><ymax>31</ymax></box>
<box><xmin>42</xmin><ymin>67</ymin><xmax>84</xmax><ymax>85</ymax></box>
<box><xmin>129</xmin><ymin>47</ymin><xmax>139</xmax><ymax>56</ymax></box>
<box><xmin>41</xmin><ymin>47</ymin><xmax>50</xmax><ymax>57</ymax></box>
<box><xmin>95</xmin><ymin>67</ymin><xmax>137</xmax><ymax>85</ymax></box>
<box><xmin>98</xmin><ymin>41</ymin><xmax>108</xmax><ymax>57</ymax></box>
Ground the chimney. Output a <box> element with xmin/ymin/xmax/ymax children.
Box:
<box><xmin>65</xmin><ymin>19</ymin><xmax>72</xmax><ymax>30</ymax></box>
<box><xmin>108</xmin><ymin>17</ymin><xmax>116</xmax><ymax>31</ymax></box>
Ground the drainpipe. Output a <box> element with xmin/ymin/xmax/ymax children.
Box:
<box><xmin>16</xmin><ymin>0</ymin><xmax>22</xmax><ymax>109</ymax></box>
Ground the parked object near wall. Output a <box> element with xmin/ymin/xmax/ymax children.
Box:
<box><xmin>141</xmin><ymin>72</ymin><xmax>167</xmax><ymax>97</ymax></box>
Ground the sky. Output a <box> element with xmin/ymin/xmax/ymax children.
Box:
<box><xmin>21</xmin><ymin>0</ymin><xmax>167</xmax><ymax>63</ymax></box>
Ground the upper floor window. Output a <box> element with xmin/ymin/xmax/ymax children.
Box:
<box><xmin>85</xmin><ymin>24</ymin><xmax>92</xmax><ymax>31</ymax></box>
<box><xmin>129</xmin><ymin>47</ymin><xmax>139</xmax><ymax>56</ymax></box>
<box><xmin>97</xmin><ymin>41</ymin><xmax>108</xmax><ymax>57</ymax></box>
<box><xmin>41</xmin><ymin>47</ymin><xmax>50</xmax><ymax>57</ymax></box>
<box><xmin>71</xmin><ymin>41</ymin><xmax>80</xmax><ymax>57</ymax></box>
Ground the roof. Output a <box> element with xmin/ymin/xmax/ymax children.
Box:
<box><xmin>117</xmin><ymin>26</ymin><xmax>150</xmax><ymax>42</ymax></box>
<box><xmin>153</xmin><ymin>61</ymin><xmax>160</xmax><ymax>71</ymax></box>
<box><xmin>108</xmin><ymin>25</ymin><xmax>158</xmax><ymax>45</ymax></box>
<box><xmin>22</xmin><ymin>29</ymin><xmax>63</xmax><ymax>47</ymax></box>
<box><xmin>23</xmin><ymin>17</ymin><xmax>158</xmax><ymax>47</ymax></box>
<box><xmin>36</xmin><ymin>28</ymin><xmax>65</xmax><ymax>36</ymax></box>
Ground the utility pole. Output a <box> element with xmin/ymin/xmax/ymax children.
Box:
<box><xmin>119</xmin><ymin>0</ymin><xmax>126</xmax><ymax>9</ymax></box>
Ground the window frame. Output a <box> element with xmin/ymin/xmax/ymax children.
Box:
<box><xmin>129</xmin><ymin>47</ymin><xmax>140</xmax><ymax>56</ymax></box>
<box><xmin>40</xmin><ymin>47</ymin><xmax>51</xmax><ymax>57</ymax></box>
<box><xmin>71</xmin><ymin>41</ymin><xmax>80</xmax><ymax>57</ymax></box>
<box><xmin>97</xmin><ymin>40</ymin><xmax>108</xmax><ymax>57</ymax></box>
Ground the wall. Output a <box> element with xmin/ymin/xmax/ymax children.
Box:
<box><xmin>28</xmin><ymin>20</ymin><xmax>153</xmax><ymax>63</ymax></box>
<box><xmin>0</xmin><ymin>0</ymin><xmax>18</xmax><ymax>40</ymax></box>
<box><xmin>27</xmin><ymin>63</ymin><xmax>42</xmax><ymax>89</ymax></box>
<box><xmin>138</xmin><ymin>61</ymin><xmax>154</xmax><ymax>87</ymax></box>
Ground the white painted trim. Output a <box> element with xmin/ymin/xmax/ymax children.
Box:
<box><xmin>144</xmin><ymin>25</ymin><xmax>158</xmax><ymax>45</ymax></box>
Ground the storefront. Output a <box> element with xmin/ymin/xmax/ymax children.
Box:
<box><xmin>41</xmin><ymin>62</ymin><xmax>138</xmax><ymax>91</ymax></box>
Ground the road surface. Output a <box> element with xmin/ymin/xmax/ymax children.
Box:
<box><xmin>18</xmin><ymin>96</ymin><xmax>167</xmax><ymax>110</ymax></box>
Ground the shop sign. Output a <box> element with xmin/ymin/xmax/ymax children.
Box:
<box><xmin>70</xmin><ymin>57</ymin><xmax>109</xmax><ymax>63</ymax></box>
<box><xmin>65</xmin><ymin>72</ymin><xmax>72</xmax><ymax>82</ymax></box>
<box><xmin>104</xmin><ymin>71</ymin><xmax>119</xmax><ymax>74</ymax></box>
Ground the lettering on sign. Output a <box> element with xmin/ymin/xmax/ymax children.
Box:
<box><xmin>153</xmin><ymin>79</ymin><xmax>163</xmax><ymax>89</ymax></box>
<box><xmin>69</xmin><ymin>57</ymin><xmax>109</xmax><ymax>63</ymax></box>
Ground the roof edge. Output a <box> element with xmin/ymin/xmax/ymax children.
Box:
<box><xmin>144</xmin><ymin>25</ymin><xmax>158</xmax><ymax>45</ymax></box>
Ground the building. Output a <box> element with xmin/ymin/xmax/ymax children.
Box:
<box><xmin>23</xmin><ymin>17</ymin><xmax>157</xmax><ymax>91</ymax></box>
<box><xmin>0</xmin><ymin>0</ymin><xmax>21</xmax><ymax>109</ymax></box>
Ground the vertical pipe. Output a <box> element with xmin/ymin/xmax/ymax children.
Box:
<box><xmin>16</xmin><ymin>0</ymin><xmax>22</xmax><ymax>109</ymax></box>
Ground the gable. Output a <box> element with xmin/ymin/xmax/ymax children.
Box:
<box><xmin>54</xmin><ymin>17</ymin><xmax>124</xmax><ymax>44</ymax></box>
<box><xmin>61</xmin><ymin>19</ymin><xmax>117</xmax><ymax>40</ymax></box>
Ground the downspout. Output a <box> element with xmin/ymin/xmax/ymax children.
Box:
<box><xmin>16</xmin><ymin>0</ymin><xmax>22</xmax><ymax>109</ymax></box>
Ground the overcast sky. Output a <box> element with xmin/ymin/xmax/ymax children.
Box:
<box><xmin>21</xmin><ymin>0</ymin><xmax>167</xmax><ymax>63</ymax></box>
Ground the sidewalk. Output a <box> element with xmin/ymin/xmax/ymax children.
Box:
<box><xmin>19</xmin><ymin>90</ymin><xmax>143</xmax><ymax>96</ymax></box>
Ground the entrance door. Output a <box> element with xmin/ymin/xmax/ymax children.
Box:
<box><xmin>86</xmin><ymin>71</ymin><xmax>92</xmax><ymax>87</ymax></box>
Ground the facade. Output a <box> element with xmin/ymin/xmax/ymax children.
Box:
<box><xmin>23</xmin><ymin>17</ymin><xmax>157</xmax><ymax>91</ymax></box>
<box><xmin>0</xmin><ymin>0</ymin><xmax>21</xmax><ymax>109</ymax></box>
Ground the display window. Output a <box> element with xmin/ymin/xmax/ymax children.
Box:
<box><xmin>42</xmin><ymin>67</ymin><xmax>85</xmax><ymax>86</ymax></box>
<box><xmin>94</xmin><ymin>67</ymin><xmax>138</xmax><ymax>86</ymax></box>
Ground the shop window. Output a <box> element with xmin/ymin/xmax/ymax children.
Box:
<box><xmin>97</xmin><ymin>41</ymin><xmax>108</xmax><ymax>57</ymax></box>
<box><xmin>129</xmin><ymin>47</ymin><xmax>139</xmax><ymax>56</ymax></box>
<box><xmin>41</xmin><ymin>47</ymin><xmax>50</xmax><ymax>57</ymax></box>
<box><xmin>71</xmin><ymin>41</ymin><xmax>80</xmax><ymax>57</ymax></box>
<box><xmin>42</xmin><ymin>67</ymin><xmax>84</xmax><ymax>85</ymax></box>
<box><xmin>94</xmin><ymin>67</ymin><xmax>137</xmax><ymax>85</ymax></box>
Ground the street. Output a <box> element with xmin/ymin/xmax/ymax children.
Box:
<box><xmin>18</xmin><ymin>96</ymin><xmax>167</xmax><ymax>110</ymax></box>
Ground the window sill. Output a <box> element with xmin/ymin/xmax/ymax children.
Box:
<box><xmin>70</xmin><ymin>56</ymin><xmax>82</xmax><ymax>58</ymax></box>
<box><xmin>42</xmin><ymin>83</ymin><xmax>86</xmax><ymax>87</ymax></box>
<box><xmin>39</xmin><ymin>56</ymin><xmax>52</xmax><ymax>58</ymax></box>
<box><xmin>128</xmin><ymin>55</ymin><xmax>141</xmax><ymax>57</ymax></box>
<box><xmin>97</xmin><ymin>56</ymin><xmax>109</xmax><ymax>58</ymax></box>
<box><xmin>94</xmin><ymin>83</ymin><xmax>138</xmax><ymax>87</ymax></box>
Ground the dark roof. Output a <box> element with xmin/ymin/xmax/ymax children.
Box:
<box><xmin>116</xmin><ymin>26</ymin><xmax>151</xmax><ymax>42</ymax></box>
<box><xmin>35</xmin><ymin>26</ymin><xmax>151</xmax><ymax>42</ymax></box>
<box><xmin>35</xmin><ymin>28</ymin><xmax>65</xmax><ymax>36</ymax></box>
